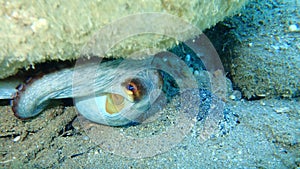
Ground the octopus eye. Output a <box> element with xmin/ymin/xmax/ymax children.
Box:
<box><xmin>126</xmin><ymin>82</ymin><xmax>137</xmax><ymax>93</ymax></box>
<box><xmin>122</xmin><ymin>78</ymin><xmax>145</xmax><ymax>102</ymax></box>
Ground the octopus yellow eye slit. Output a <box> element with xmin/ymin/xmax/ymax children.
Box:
<box><xmin>126</xmin><ymin>89</ymin><xmax>133</xmax><ymax>95</ymax></box>
<box><xmin>105</xmin><ymin>93</ymin><xmax>125</xmax><ymax>114</ymax></box>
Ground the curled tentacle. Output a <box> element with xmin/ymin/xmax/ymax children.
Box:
<box><xmin>10</xmin><ymin>58</ymin><xmax>163</xmax><ymax>126</ymax></box>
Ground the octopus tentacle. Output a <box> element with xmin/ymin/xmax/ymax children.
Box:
<box><xmin>11</xmin><ymin>68</ymin><xmax>74</xmax><ymax>119</ymax></box>
<box><xmin>10</xmin><ymin>58</ymin><xmax>163</xmax><ymax>126</ymax></box>
<box><xmin>11</xmin><ymin>78</ymin><xmax>35</xmax><ymax>120</ymax></box>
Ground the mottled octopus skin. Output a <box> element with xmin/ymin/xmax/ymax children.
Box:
<box><xmin>11</xmin><ymin>58</ymin><xmax>163</xmax><ymax>126</ymax></box>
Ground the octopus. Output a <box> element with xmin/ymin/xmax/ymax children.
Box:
<box><xmin>0</xmin><ymin>57</ymin><xmax>164</xmax><ymax>126</ymax></box>
<box><xmin>0</xmin><ymin>36</ymin><xmax>226</xmax><ymax>128</ymax></box>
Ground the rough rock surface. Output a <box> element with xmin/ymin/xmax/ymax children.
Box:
<box><xmin>206</xmin><ymin>0</ymin><xmax>300</xmax><ymax>99</ymax></box>
<box><xmin>0</xmin><ymin>0</ymin><xmax>247</xmax><ymax>79</ymax></box>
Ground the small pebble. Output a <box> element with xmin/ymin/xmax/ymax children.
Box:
<box><xmin>288</xmin><ymin>24</ymin><xmax>299</xmax><ymax>32</ymax></box>
<box><xmin>82</xmin><ymin>136</ymin><xmax>90</xmax><ymax>141</ymax></box>
<box><xmin>256</xmin><ymin>93</ymin><xmax>266</xmax><ymax>97</ymax></box>
<box><xmin>229</xmin><ymin>90</ymin><xmax>242</xmax><ymax>101</ymax></box>
<box><xmin>229</xmin><ymin>95</ymin><xmax>236</xmax><ymax>100</ymax></box>
<box><xmin>274</xmin><ymin>107</ymin><xmax>291</xmax><ymax>113</ymax></box>
<box><xmin>13</xmin><ymin>136</ymin><xmax>21</xmax><ymax>142</ymax></box>
<box><xmin>271</xmin><ymin>45</ymin><xmax>279</xmax><ymax>50</ymax></box>
<box><xmin>185</xmin><ymin>54</ymin><xmax>191</xmax><ymax>62</ymax></box>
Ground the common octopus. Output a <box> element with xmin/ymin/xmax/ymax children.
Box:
<box><xmin>0</xmin><ymin>57</ymin><xmax>166</xmax><ymax>126</ymax></box>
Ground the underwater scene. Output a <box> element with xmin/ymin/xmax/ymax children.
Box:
<box><xmin>0</xmin><ymin>0</ymin><xmax>299</xmax><ymax>168</ymax></box>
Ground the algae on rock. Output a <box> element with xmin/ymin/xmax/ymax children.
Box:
<box><xmin>0</xmin><ymin>0</ymin><xmax>247</xmax><ymax>79</ymax></box>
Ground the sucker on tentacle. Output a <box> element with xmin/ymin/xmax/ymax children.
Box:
<box><xmin>7</xmin><ymin>58</ymin><xmax>163</xmax><ymax>126</ymax></box>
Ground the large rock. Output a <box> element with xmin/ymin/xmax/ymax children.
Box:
<box><xmin>0</xmin><ymin>0</ymin><xmax>247</xmax><ymax>79</ymax></box>
<box><xmin>206</xmin><ymin>0</ymin><xmax>299</xmax><ymax>99</ymax></box>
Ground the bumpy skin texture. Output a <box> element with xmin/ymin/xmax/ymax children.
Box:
<box><xmin>0</xmin><ymin>0</ymin><xmax>247</xmax><ymax>79</ymax></box>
